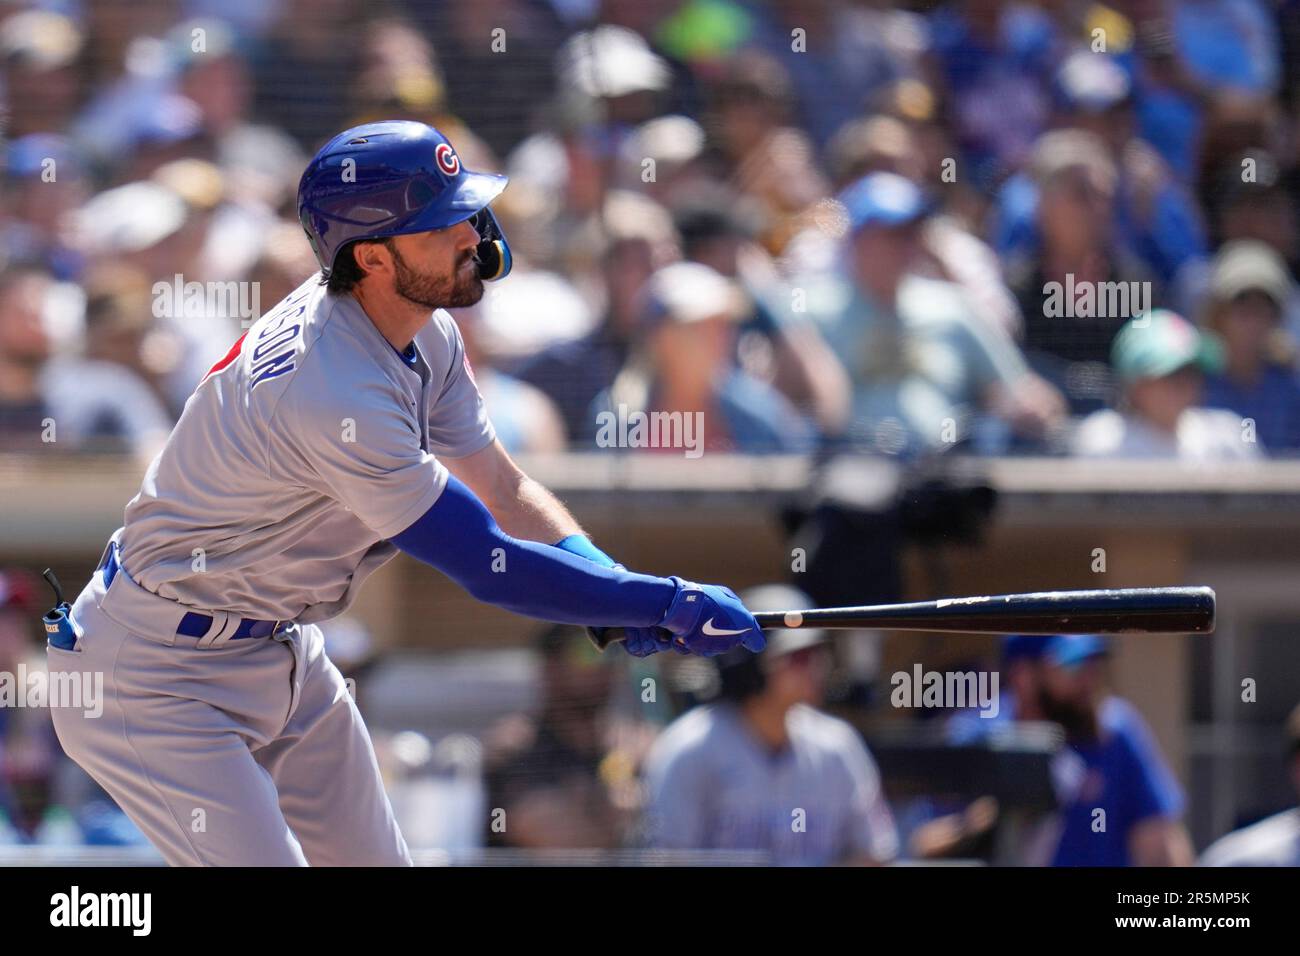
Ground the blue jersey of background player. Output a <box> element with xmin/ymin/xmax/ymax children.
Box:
<box><xmin>947</xmin><ymin>635</ymin><xmax>1191</xmax><ymax>866</ymax></box>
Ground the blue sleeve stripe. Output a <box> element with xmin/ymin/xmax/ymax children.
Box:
<box><xmin>553</xmin><ymin>534</ymin><xmax>618</xmax><ymax>568</ymax></box>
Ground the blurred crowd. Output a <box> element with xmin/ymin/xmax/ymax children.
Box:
<box><xmin>1</xmin><ymin>0</ymin><xmax>1300</xmax><ymax>459</ymax></box>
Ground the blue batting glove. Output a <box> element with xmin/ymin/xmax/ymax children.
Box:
<box><xmin>657</xmin><ymin>577</ymin><xmax>766</xmax><ymax>657</ymax></box>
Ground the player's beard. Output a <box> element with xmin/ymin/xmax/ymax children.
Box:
<box><xmin>1037</xmin><ymin>688</ymin><xmax>1099</xmax><ymax>743</ymax></box>
<box><xmin>390</xmin><ymin>242</ymin><xmax>484</xmax><ymax>310</ymax></box>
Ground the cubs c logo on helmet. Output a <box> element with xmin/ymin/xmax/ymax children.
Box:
<box><xmin>435</xmin><ymin>143</ymin><xmax>460</xmax><ymax>176</ymax></box>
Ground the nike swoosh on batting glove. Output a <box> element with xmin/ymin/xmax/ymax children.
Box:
<box><xmin>657</xmin><ymin>577</ymin><xmax>766</xmax><ymax>657</ymax></box>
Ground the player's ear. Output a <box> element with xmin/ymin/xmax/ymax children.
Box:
<box><xmin>354</xmin><ymin>239</ymin><xmax>394</xmax><ymax>280</ymax></box>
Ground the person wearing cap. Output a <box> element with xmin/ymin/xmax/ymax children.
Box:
<box><xmin>1036</xmin><ymin>635</ymin><xmax>1193</xmax><ymax>866</ymax></box>
<box><xmin>1201</xmin><ymin>701</ymin><xmax>1300</xmax><ymax>866</ymax></box>
<box><xmin>920</xmin><ymin>633</ymin><xmax>1189</xmax><ymax>865</ymax></box>
<box><xmin>1073</xmin><ymin>308</ymin><xmax>1259</xmax><ymax>459</ymax></box>
<box><xmin>644</xmin><ymin>584</ymin><xmax>898</xmax><ymax>865</ymax></box>
<box><xmin>823</xmin><ymin>115</ymin><xmax>1024</xmax><ymax>346</ymax></box>
<box><xmin>808</xmin><ymin>171</ymin><xmax>1064</xmax><ymax>456</ymax></box>
<box><xmin>1199</xmin><ymin>241</ymin><xmax>1300</xmax><ymax>451</ymax></box>
<box><xmin>1207</xmin><ymin>150</ymin><xmax>1298</xmax><ymax>301</ymax></box>
<box><xmin>598</xmin><ymin>260</ymin><xmax>816</xmax><ymax>453</ymax></box>
<box><xmin>514</xmin><ymin>192</ymin><xmax>680</xmax><ymax>445</ymax></box>
<box><xmin>672</xmin><ymin>195</ymin><xmax>851</xmax><ymax>436</ymax></box>
<box><xmin>945</xmin><ymin>634</ymin><xmax>1054</xmax><ymax>745</ymax></box>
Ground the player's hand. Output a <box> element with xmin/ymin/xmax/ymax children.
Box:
<box><xmin>657</xmin><ymin>577</ymin><xmax>766</xmax><ymax>657</ymax></box>
<box><xmin>618</xmin><ymin>626</ymin><xmax>674</xmax><ymax>658</ymax></box>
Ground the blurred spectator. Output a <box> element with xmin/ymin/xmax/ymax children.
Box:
<box><xmin>672</xmin><ymin>195</ymin><xmax>850</xmax><ymax>435</ymax></box>
<box><xmin>249</xmin><ymin>0</ymin><xmax>365</xmax><ymax>148</ymax></box>
<box><xmin>1201</xmin><ymin>701</ymin><xmax>1300</xmax><ymax>866</ymax></box>
<box><xmin>1</xmin><ymin>9</ymin><xmax>84</xmax><ymax>139</ymax></box>
<box><xmin>0</xmin><ymin>567</ymin><xmax>146</xmax><ymax>848</ymax></box>
<box><xmin>1073</xmin><ymin>309</ymin><xmax>1258</xmax><ymax>460</ymax></box>
<box><xmin>1198</xmin><ymin>241</ymin><xmax>1300</xmax><ymax>452</ymax></box>
<box><xmin>746</xmin><ymin>0</ymin><xmax>931</xmax><ymax>150</ymax></box>
<box><xmin>505</xmin><ymin>27</ymin><xmax>672</xmax><ymax>272</ymax></box>
<box><xmin>1126</xmin><ymin>0</ymin><xmax>1280</xmax><ymax>181</ymax></box>
<box><xmin>0</xmin><ymin>265</ymin><xmax>171</xmax><ymax>456</ymax></box>
<box><xmin>1008</xmin><ymin>129</ymin><xmax>1159</xmax><ymax>413</ymax></box>
<box><xmin>928</xmin><ymin>0</ymin><xmax>1061</xmax><ymax>192</ymax></box>
<box><xmin>702</xmin><ymin>51</ymin><xmax>830</xmax><ymax>255</ymax></box>
<box><xmin>514</xmin><ymin>191</ymin><xmax>679</xmax><ymax>446</ymax></box>
<box><xmin>71</xmin><ymin>172</ymin><xmax>246</xmax><ymax>411</ymax></box>
<box><xmin>170</xmin><ymin>18</ymin><xmax>305</xmax><ymax>208</ymax></box>
<box><xmin>344</xmin><ymin>17</ymin><xmax>497</xmax><ymax>174</ymax></box>
<box><xmin>995</xmin><ymin>49</ymin><xmax>1208</xmax><ymax>291</ymax></box>
<box><xmin>0</xmin><ymin>705</ymin><xmax>81</xmax><ymax>847</ymax></box>
<box><xmin>0</xmin><ymin>568</ymin><xmax>40</xmax><ymax>743</ymax></box>
<box><xmin>246</xmin><ymin>220</ymin><xmax>320</xmax><ymax>315</ymax></box>
<box><xmin>644</xmin><ymin>584</ymin><xmax>899</xmax><ymax>865</ymax></box>
<box><xmin>420</xmin><ymin>1</ymin><xmax>567</xmax><ymax>161</ymax></box>
<box><xmin>597</xmin><ymin>261</ymin><xmax>816</xmax><ymax>454</ymax></box>
<box><xmin>821</xmin><ymin>114</ymin><xmax>1024</xmax><ymax>342</ymax></box>
<box><xmin>1204</xmin><ymin>150</ymin><xmax>1300</xmax><ymax>306</ymax></box>
<box><xmin>1</xmin><ymin>135</ymin><xmax>89</xmax><ymax>281</ymax></box>
<box><xmin>0</xmin><ymin>266</ymin><xmax>49</xmax><ymax>448</ymax></box>
<box><xmin>483</xmin><ymin>625</ymin><xmax>653</xmax><ymax>849</ymax></box>
<box><xmin>454</xmin><ymin>305</ymin><xmax>567</xmax><ymax>456</ymax></box>
<box><xmin>807</xmin><ymin>172</ymin><xmax>1064</xmax><ymax>456</ymax></box>
<box><xmin>613</xmin><ymin>114</ymin><xmax>714</xmax><ymax>205</ymax></box>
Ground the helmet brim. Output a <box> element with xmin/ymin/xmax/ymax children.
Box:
<box><xmin>403</xmin><ymin>170</ymin><xmax>509</xmax><ymax>233</ymax></box>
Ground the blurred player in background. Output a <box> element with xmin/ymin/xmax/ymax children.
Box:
<box><xmin>484</xmin><ymin>625</ymin><xmax>654</xmax><ymax>850</ymax></box>
<box><xmin>644</xmin><ymin>585</ymin><xmax>898</xmax><ymax>865</ymax></box>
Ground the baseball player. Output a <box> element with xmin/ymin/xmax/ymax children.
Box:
<box><xmin>45</xmin><ymin>121</ymin><xmax>765</xmax><ymax>867</ymax></box>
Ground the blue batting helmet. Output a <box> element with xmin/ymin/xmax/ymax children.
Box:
<box><xmin>297</xmin><ymin>120</ymin><xmax>512</xmax><ymax>282</ymax></box>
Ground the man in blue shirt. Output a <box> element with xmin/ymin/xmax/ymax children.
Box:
<box><xmin>936</xmin><ymin>634</ymin><xmax>1192</xmax><ymax>865</ymax></box>
<box><xmin>1038</xmin><ymin>635</ymin><xmax>1193</xmax><ymax>866</ymax></box>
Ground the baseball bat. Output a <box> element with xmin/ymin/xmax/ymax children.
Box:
<box><xmin>589</xmin><ymin>586</ymin><xmax>1215</xmax><ymax>650</ymax></box>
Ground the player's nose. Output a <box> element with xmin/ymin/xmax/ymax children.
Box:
<box><xmin>455</xmin><ymin>218</ymin><xmax>480</xmax><ymax>248</ymax></box>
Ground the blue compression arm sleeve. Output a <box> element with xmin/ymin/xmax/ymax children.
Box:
<box><xmin>554</xmin><ymin>534</ymin><xmax>618</xmax><ymax>568</ymax></box>
<box><xmin>391</xmin><ymin>474</ymin><xmax>676</xmax><ymax>627</ymax></box>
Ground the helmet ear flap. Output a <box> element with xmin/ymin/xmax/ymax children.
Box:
<box><xmin>471</xmin><ymin>208</ymin><xmax>512</xmax><ymax>281</ymax></box>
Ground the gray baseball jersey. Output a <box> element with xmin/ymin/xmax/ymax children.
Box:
<box><xmin>643</xmin><ymin>703</ymin><xmax>899</xmax><ymax>865</ymax></box>
<box><xmin>118</xmin><ymin>274</ymin><xmax>496</xmax><ymax>624</ymax></box>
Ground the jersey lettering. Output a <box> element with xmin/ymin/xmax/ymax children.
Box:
<box><xmin>247</xmin><ymin>294</ymin><xmax>310</xmax><ymax>391</ymax></box>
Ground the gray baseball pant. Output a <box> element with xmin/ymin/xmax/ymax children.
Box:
<box><xmin>47</xmin><ymin>557</ymin><xmax>412</xmax><ymax>866</ymax></box>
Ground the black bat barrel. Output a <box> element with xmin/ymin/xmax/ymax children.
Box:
<box><xmin>751</xmin><ymin>587</ymin><xmax>1216</xmax><ymax>635</ymax></box>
